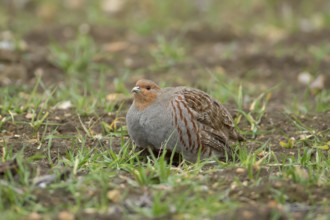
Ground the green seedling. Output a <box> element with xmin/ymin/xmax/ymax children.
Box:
<box><xmin>28</xmin><ymin>110</ymin><xmax>49</xmax><ymax>132</ymax></box>
<box><xmin>280</xmin><ymin>137</ymin><xmax>296</xmax><ymax>149</ymax></box>
<box><xmin>238</xmin><ymin>91</ymin><xmax>271</xmax><ymax>138</ymax></box>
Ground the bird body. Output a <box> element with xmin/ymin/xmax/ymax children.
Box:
<box><xmin>126</xmin><ymin>79</ymin><xmax>243</xmax><ymax>162</ymax></box>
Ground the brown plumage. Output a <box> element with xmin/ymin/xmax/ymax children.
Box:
<box><xmin>126</xmin><ymin>79</ymin><xmax>244</xmax><ymax>162</ymax></box>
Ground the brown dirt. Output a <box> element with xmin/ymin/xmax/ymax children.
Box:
<box><xmin>0</xmin><ymin>16</ymin><xmax>330</xmax><ymax>220</ymax></box>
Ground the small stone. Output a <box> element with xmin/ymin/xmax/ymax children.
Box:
<box><xmin>54</xmin><ymin>101</ymin><xmax>72</xmax><ymax>110</ymax></box>
<box><xmin>236</xmin><ymin>168</ymin><xmax>245</xmax><ymax>174</ymax></box>
<box><xmin>273</xmin><ymin>181</ymin><xmax>282</xmax><ymax>188</ymax></box>
<box><xmin>102</xmin><ymin>41</ymin><xmax>129</xmax><ymax>52</ymax></box>
<box><xmin>34</xmin><ymin>68</ymin><xmax>44</xmax><ymax>77</ymax></box>
<box><xmin>268</xmin><ymin>200</ymin><xmax>278</xmax><ymax>208</ymax></box>
<box><xmin>297</xmin><ymin>72</ymin><xmax>312</xmax><ymax>85</ymax></box>
<box><xmin>25</xmin><ymin>112</ymin><xmax>35</xmax><ymax>119</ymax></box>
<box><xmin>101</xmin><ymin>0</ymin><xmax>126</xmax><ymax>13</ymax></box>
<box><xmin>294</xmin><ymin>167</ymin><xmax>309</xmax><ymax>180</ymax></box>
<box><xmin>242</xmin><ymin>210</ymin><xmax>253</xmax><ymax>218</ymax></box>
<box><xmin>107</xmin><ymin>189</ymin><xmax>121</xmax><ymax>203</ymax></box>
<box><xmin>58</xmin><ymin>211</ymin><xmax>75</xmax><ymax>220</ymax></box>
<box><xmin>27</xmin><ymin>212</ymin><xmax>42</xmax><ymax>220</ymax></box>
<box><xmin>230</xmin><ymin>182</ymin><xmax>238</xmax><ymax>190</ymax></box>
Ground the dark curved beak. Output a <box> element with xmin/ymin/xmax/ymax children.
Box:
<box><xmin>131</xmin><ymin>86</ymin><xmax>141</xmax><ymax>93</ymax></box>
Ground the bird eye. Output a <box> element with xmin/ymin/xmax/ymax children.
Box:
<box><xmin>146</xmin><ymin>86</ymin><xmax>151</xmax><ymax>90</ymax></box>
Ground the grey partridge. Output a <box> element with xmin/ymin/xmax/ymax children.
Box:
<box><xmin>126</xmin><ymin>79</ymin><xmax>244</xmax><ymax>162</ymax></box>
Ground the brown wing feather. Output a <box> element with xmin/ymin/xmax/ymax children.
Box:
<box><xmin>176</xmin><ymin>88</ymin><xmax>243</xmax><ymax>152</ymax></box>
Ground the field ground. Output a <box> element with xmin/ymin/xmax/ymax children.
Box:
<box><xmin>0</xmin><ymin>1</ymin><xmax>330</xmax><ymax>219</ymax></box>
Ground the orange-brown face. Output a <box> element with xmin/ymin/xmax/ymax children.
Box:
<box><xmin>132</xmin><ymin>79</ymin><xmax>160</xmax><ymax>110</ymax></box>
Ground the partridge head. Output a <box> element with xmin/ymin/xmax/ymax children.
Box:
<box><xmin>130</xmin><ymin>79</ymin><xmax>161</xmax><ymax>110</ymax></box>
<box><xmin>126</xmin><ymin>79</ymin><xmax>244</xmax><ymax>162</ymax></box>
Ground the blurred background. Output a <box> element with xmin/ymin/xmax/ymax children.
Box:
<box><xmin>0</xmin><ymin>0</ymin><xmax>329</xmax><ymax>112</ymax></box>
<box><xmin>0</xmin><ymin>2</ymin><xmax>329</xmax><ymax>218</ymax></box>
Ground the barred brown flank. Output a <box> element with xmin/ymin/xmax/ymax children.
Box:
<box><xmin>183</xmin><ymin>115</ymin><xmax>192</xmax><ymax>147</ymax></box>
<box><xmin>170</xmin><ymin>102</ymin><xmax>178</xmax><ymax>126</ymax></box>
<box><xmin>175</xmin><ymin>100</ymin><xmax>184</xmax><ymax>124</ymax></box>
<box><xmin>177</xmin><ymin>100</ymin><xmax>192</xmax><ymax>149</ymax></box>
<box><xmin>181</xmin><ymin>100</ymin><xmax>196</xmax><ymax>130</ymax></box>
<box><xmin>180</xmin><ymin>98</ymin><xmax>200</xmax><ymax>150</ymax></box>
<box><xmin>172</xmin><ymin>101</ymin><xmax>187</xmax><ymax>149</ymax></box>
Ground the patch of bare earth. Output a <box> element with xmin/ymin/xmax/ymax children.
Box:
<box><xmin>1</xmin><ymin>23</ymin><xmax>329</xmax><ymax>219</ymax></box>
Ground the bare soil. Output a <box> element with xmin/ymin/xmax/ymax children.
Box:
<box><xmin>0</xmin><ymin>19</ymin><xmax>329</xmax><ymax>219</ymax></box>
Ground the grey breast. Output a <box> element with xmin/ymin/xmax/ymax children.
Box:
<box><xmin>126</xmin><ymin>105</ymin><xmax>148</xmax><ymax>147</ymax></box>
<box><xmin>139</xmin><ymin>94</ymin><xmax>178</xmax><ymax>150</ymax></box>
<box><xmin>126</xmin><ymin>88</ymin><xmax>181</xmax><ymax>150</ymax></box>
